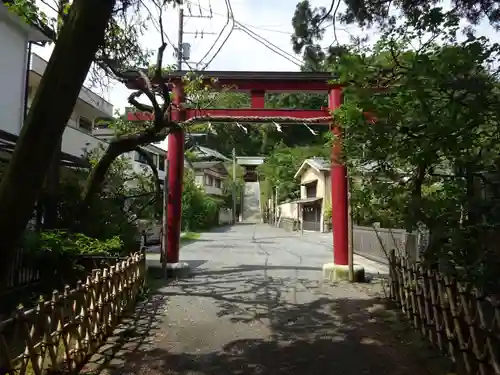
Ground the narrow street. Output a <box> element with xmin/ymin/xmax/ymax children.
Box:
<box><xmin>84</xmin><ymin>224</ymin><xmax>450</xmax><ymax>375</ymax></box>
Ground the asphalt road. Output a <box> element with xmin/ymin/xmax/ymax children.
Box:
<box><xmin>146</xmin><ymin>224</ymin><xmax>389</xmax><ymax>276</ymax></box>
<box><xmin>87</xmin><ymin>224</ymin><xmax>449</xmax><ymax>375</ymax></box>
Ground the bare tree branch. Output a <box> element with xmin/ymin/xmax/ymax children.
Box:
<box><xmin>81</xmin><ymin>125</ymin><xmax>171</xmax><ymax>209</ymax></box>
<box><xmin>134</xmin><ymin>146</ymin><xmax>162</xmax><ymax>207</ymax></box>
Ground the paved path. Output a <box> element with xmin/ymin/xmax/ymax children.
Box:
<box><xmin>84</xmin><ymin>224</ymin><xmax>450</xmax><ymax>375</ymax></box>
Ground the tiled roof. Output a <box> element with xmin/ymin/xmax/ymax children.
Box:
<box><xmin>192</xmin><ymin>145</ymin><xmax>230</xmax><ymax>161</ymax></box>
<box><xmin>305</xmin><ymin>157</ymin><xmax>330</xmax><ymax>171</ymax></box>
<box><xmin>192</xmin><ymin>161</ymin><xmax>225</xmax><ymax>169</ymax></box>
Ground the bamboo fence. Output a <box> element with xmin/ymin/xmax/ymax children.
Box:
<box><xmin>0</xmin><ymin>250</ymin><xmax>146</xmax><ymax>375</ymax></box>
<box><xmin>389</xmin><ymin>250</ymin><xmax>500</xmax><ymax>375</ymax></box>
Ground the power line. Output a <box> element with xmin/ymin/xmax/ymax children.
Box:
<box><xmin>235</xmin><ymin>22</ymin><xmax>302</xmax><ymax>66</ymax></box>
<box><xmin>184</xmin><ymin>0</ymin><xmax>235</xmax><ymax>70</ymax></box>
<box><xmin>235</xmin><ymin>27</ymin><xmax>301</xmax><ymax>68</ymax></box>
<box><xmin>199</xmin><ymin>0</ymin><xmax>235</xmax><ymax>69</ymax></box>
<box><xmin>186</xmin><ymin>0</ymin><xmax>293</xmax><ymax>34</ymax></box>
<box><xmin>183</xmin><ymin>0</ymin><xmax>304</xmax><ymax>68</ymax></box>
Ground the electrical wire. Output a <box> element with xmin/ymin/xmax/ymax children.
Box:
<box><xmin>197</xmin><ymin>0</ymin><xmax>235</xmax><ymax>70</ymax></box>
<box><xmin>235</xmin><ymin>22</ymin><xmax>303</xmax><ymax>66</ymax></box>
<box><xmin>235</xmin><ymin>27</ymin><xmax>301</xmax><ymax>68</ymax></box>
<box><xmin>184</xmin><ymin>0</ymin><xmax>304</xmax><ymax>69</ymax></box>
<box><xmin>196</xmin><ymin>3</ymin><xmax>230</xmax><ymax>65</ymax></box>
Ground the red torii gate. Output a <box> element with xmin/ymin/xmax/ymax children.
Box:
<box><xmin>128</xmin><ymin>71</ymin><xmax>348</xmax><ymax>267</ymax></box>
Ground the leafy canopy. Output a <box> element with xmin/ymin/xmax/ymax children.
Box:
<box><xmin>291</xmin><ymin>0</ymin><xmax>500</xmax><ymax>66</ymax></box>
<box><xmin>333</xmin><ymin>19</ymin><xmax>500</xmax><ymax>293</ymax></box>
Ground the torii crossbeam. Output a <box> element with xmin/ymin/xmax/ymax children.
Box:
<box><xmin>128</xmin><ymin>71</ymin><xmax>349</xmax><ymax>271</ymax></box>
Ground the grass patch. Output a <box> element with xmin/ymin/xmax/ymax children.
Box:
<box><xmin>180</xmin><ymin>232</ymin><xmax>200</xmax><ymax>243</ymax></box>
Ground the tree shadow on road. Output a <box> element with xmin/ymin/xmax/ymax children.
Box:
<box><xmin>82</xmin><ymin>265</ymin><xmax>454</xmax><ymax>375</ymax></box>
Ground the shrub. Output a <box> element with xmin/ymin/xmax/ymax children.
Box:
<box><xmin>181</xmin><ymin>170</ymin><xmax>220</xmax><ymax>231</ymax></box>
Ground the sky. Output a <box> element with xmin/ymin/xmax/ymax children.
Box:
<box><xmin>31</xmin><ymin>0</ymin><xmax>498</xmax><ymax>150</ymax></box>
<box><xmin>33</xmin><ymin>0</ymin><xmax>363</xmax><ymax>112</ymax></box>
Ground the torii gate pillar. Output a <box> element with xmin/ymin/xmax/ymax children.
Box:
<box><xmin>165</xmin><ymin>84</ymin><xmax>185</xmax><ymax>264</ymax></box>
<box><xmin>329</xmin><ymin>88</ymin><xmax>349</xmax><ymax>266</ymax></box>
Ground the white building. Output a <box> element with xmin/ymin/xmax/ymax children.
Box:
<box><xmin>1</xmin><ymin>3</ymin><xmax>179</xmax><ymax>189</ymax></box>
<box><xmin>192</xmin><ymin>161</ymin><xmax>228</xmax><ymax>196</ymax></box>
<box><xmin>0</xmin><ymin>3</ymin><xmax>48</xmax><ymax>145</ymax></box>
<box><xmin>27</xmin><ymin>53</ymin><xmax>110</xmax><ymax>160</ymax></box>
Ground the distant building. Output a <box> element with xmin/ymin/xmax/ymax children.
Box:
<box><xmin>191</xmin><ymin>161</ymin><xmax>228</xmax><ymax>196</ymax></box>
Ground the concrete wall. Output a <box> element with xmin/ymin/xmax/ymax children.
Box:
<box><xmin>219</xmin><ymin>208</ymin><xmax>233</xmax><ymax>225</ymax></box>
<box><xmin>352</xmin><ymin>225</ymin><xmax>423</xmax><ymax>265</ymax></box>
<box><xmin>61</xmin><ymin>122</ymin><xmax>107</xmax><ymax>159</ymax></box>
<box><xmin>278</xmin><ymin>202</ymin><xmax>298</xmax><ymax>220</ymax></box>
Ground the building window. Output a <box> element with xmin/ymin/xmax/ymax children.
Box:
<box><xmin>214</xmin><ymin>178</ymin><xmax>222</xmax><ymax>188</ymax></box>
<box><xmin>79</xmin><ymin>117</ymin><xmax>93</xmax><ymax>132</ymax></box>
<box><xmin>159</xmin><ymin>157</ymin><xmax>165</xmax><ymax>171</ymax></box>
<box><xmin>204</xmin><ymin>174</ymin><xmax>213</xmax><ymax>186</ymax></box>
<box><xmin>305</xmin><ymin>181</ymin><xmax>317</xmax><ymax>198</ymax></box>
<box><xmin>135</xmin><ymin>150</ymin><xmax>155</xmax><ymax>164</ymax></box>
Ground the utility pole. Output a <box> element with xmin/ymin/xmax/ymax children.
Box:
<box><xmin>232</xmin><ymin>148</ymin><xmax>237</xmax><ymax>224</ymax></box>
<box><xmin>177</xmin><ymin>5</ymin><xmax>184</xmax><ymax>70</ymax></box>
<box><xmin>178</xmin><ymin>1</ymin><xmax>214</xmax><ymax>70</ymax></box>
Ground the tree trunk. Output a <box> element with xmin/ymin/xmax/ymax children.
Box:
<box><xmin>0</xmin><ymin>0</ymin><xmax>116</xmax><ymax>292</ymax></box>
<box><xmin>43</xmin><ymin>136</ymin><xmax>62</xmax><ymax>229</ymax></box>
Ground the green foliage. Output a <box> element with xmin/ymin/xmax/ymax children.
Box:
<box><xmin>323</xmin><ymin>202</ymin><xmax>332</xmax><ymax>220</ymax></box>
<box><xmin>185</xmin><ymin>91</ymin><xmax>329</xmax><ymax>157</ymax></box>
<box><xmin>4</xmin><ymin>0</ymin><xmax>55</xmax><ymax>37</ymax></box>
<box><xmin>291</xmin><ymin>0</ymin><xmax>500</xmax><ymax>66</ymax></box>
<box><xmin>86</xmin><ymin>145</ymin><xmax>159</xmax><ymax>221</ymax></box>
<box><xmin>334</xmin><ymin>22</ymin><xmax>500</xmax><ymax>294</ymax></box>
<box><xmin>33</xmin><ymin>144</ymin><xmax>158</xmax><ymax>250</ymax></box>
<box><xmin>258</xmin><ymin>143</ymin><xmax>329</xmax><ymax>202</ymax></box>
<box><xmin>181</xmin><ymin>170</ymin><xmax>220</xmax><ymax>230</ymax></box>
<box><xmin>349</xmin><ymin>178</ymin><xmax>408</xmax><ymax>228</ymax></box>
<box><xmin>23</xmin><ymin>230</ymin><xmax>123</xmax><ymax>256</ymax></box>
<box><xmin>220</xmin><ymin>163</ymin><xmax>245</xmax><ymax>209</ymax></box>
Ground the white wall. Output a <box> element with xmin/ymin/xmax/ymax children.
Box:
<box><xmin>26</xmin><ymin>55</ymin><xmax>114</xmax><ymax>159</ymax></box>
<box><xmin>278</xmin><ymin>202</ymin><xmax>298</xmax><ymax>219</ymax></box>
<box><xmin>30</xmin><ymin>54</ymin><xmax>113</xmax><ymax>116</ymax></box>
<box><xmin>0</xmin><ymin>20</ymin><xmax>28</xmax><ymax>136</ymax></box>
<box><xmin>219</xmin><ymin>208</ymin><xmax>233</xmax><ymax>225</ymax></box>
<box><xmin>61</xmin><ymin>123</ymin><xmax>107</xmax><ymax>159</ymax></box>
